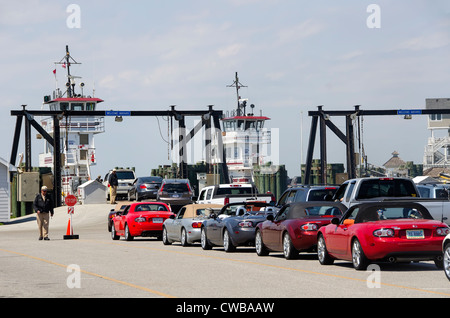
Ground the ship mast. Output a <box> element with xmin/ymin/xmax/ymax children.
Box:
<box><xmin>227</xmin><ymin>72</ymin><xmax>247</xmax><ymax>116</ymax></box>
<box><xmin>55</xmin><ymin>45</ymin><xmax>81</xmax><ymax>98</ymax></box>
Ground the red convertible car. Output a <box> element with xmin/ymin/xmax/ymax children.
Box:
<box><xmin>317</xmin><ymin>201</ymin><xmax>450</xmax><ymax>270</ymax></box>
<box><xmin>111</xmin><ymin>202</ymin><xmax>174</xmax><ymax>241</ymax></box>
<box><xmin>255</xmin><ymin>202</ymin><xmax>346</xmax><ymax>259</ymax></box>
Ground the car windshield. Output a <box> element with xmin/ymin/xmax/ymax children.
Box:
<box><xmin>216</xmin><ymin>187</ymin><xmax>256</xmax><ymax>195</ymax></box>
<box><xmin>134</xmin><ymin>204</ymin><xmax>168</xmax><ymax>212</ymax></box>
<box><xmin>354</xmin><ymin>206</ymin><xmax>430</xmax><ymax>223</ymax></box>
<box><xmin>140</xmin><ymin>177</ymin><xmax>161</xmax><ymax>183</ymax></box>
<box><xmin>304</xmin><ymin>205</ymin><xmax>343</xmax><ymax>216</ymax></box>
<box><xmin>163</xmin><ymin>183</ymin><xmax>189</xmax><ymax>192</ymax></box>
<box><xmin>308</xmin><ymin>189</ymin><xmax>336</xmax><ymax>201</ymax></box>
<box><xmin>356</xmin><ymin>179</ymin><xmax>417</xmax><ymax>199</ymax></box>
<box><xmin>116</xmin><ymin>171</ymin><xmax>135</xmax><ymax>179</ymax></box>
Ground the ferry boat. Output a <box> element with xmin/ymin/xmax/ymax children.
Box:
<box><xmin>38</xmin><ymin>46</ymin><xmax>105</xmax><ymax>195</ymax></box>
<box><xmin>221</xmin><ymin>73</ymin><xmax>272</xmax><ymax>183</ymax></box>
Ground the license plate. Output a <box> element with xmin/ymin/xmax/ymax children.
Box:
<box><xmin>406</xmin><ymin>229</ymin><xmax>424</xmax><ymax>239</ymax></box>
<box><xmin>171</xmin><ymin>194</ymin><xmax>180</xmax><ymax>198</ymax></box>
<box><xmin>153</xmin><ymin>218</ymin><xmax>163</xmax><ymax>223</ymax></box>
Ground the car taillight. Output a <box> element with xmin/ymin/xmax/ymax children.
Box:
<box><xmin>224</xmin><ymin>197</ymin><xmax>230</xmax><ymax>205</ymax></box>
<box><xmin>238</xmin><ymin>221</ymin><xmax>253</xmax><ymax>228</ymax></box>
<box><xmin>436</xmin><ymin>227</ymin><xmax>450</xmax><ymax>236</ymax></box>
<box><xmin>373</xmin><ymin>228</ymin><xmax>395</xmax><ymax>237</ymax></box>
<box><xmin>139</xmin><ymin>185</ymin><xmax>147</xmax><ymax>189</ymax></box>
<box><xmin>134</xmin><ymin>216</ymin><xmax>146</xmax><ymax>222</ymax></box>
<box><xmin>270</xmin><ymin>194</ymin><xmax>276</xmax><ymax>203</ymax></box>
<box><xmin>192</xmin><ymin>222</ymin><xmax>202</xmax><ymax>228</ymax></box>
<box><xmin>301</xmin><ymin>223</ymin><xmax>318</xmax><ymax>231</ymax></box>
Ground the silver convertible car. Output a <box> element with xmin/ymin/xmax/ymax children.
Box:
<box><xmin>201</xmin><ymin>201</ymin><xmax>277</xmax><ymax>252</ymax></box>
<box><xmin>162</xmin><ymin>204</ymin><xmax>223</xmax><ymax>246</ymax></box>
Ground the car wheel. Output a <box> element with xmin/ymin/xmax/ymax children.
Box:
<box><xmin>352</xmin><ymin>238</ymin><xmax>369</xmax><ymax>270</ymax></box>
<box><xmin>181</xmin><ymin>228</ymin><xmax>189</xmax><ymax>247</ymax></box>
<box><xmin>111</xmin><ymin>225</ymin><xmax>119</xmax><ymax>240</ymax></box>
<box><xmin>283</xmin><ymin>232</ymin><xmax>298</xmax><ymax>260</ymax></box>
<box><xmin>162</xmin><ymin>227</ymin><xmax>172</xmax><ymax>245</ymax></box>
<box><xmin>127</xmin><ymin>192</ymin><xmax>131</xmax><ymax>201</ymax></box>
<box><xmin>255</xmin><ymin>230</ymin><xmax>269</xmax><ymax>256</ymax></box>
<box><xmin>223</xmin><ymin>229</ymin><xmax>236</xmax><ymax>253</ymax></box>
<box><xmin>317</xmin><ymin>235</ymin><xmax>334</xmax><ymax>265</ymax></box>
<box><xmin>201</xmin><ymin>227</ymin><xmax>212</xmax><ymax>250</ymax></box>
<box><xmin>125</xmin><ymin>224</ymin><xmax>134</xmax><ymax>241</ymax></box>
<box><xmin>135</xmin><ymin>193</ymin><xmax>140</xmax><ymax>202</ymax></box>
<box><xmin>444</xmin><ymin>243</ymin><xmax>450</xmax><ymax>282</ymax></box>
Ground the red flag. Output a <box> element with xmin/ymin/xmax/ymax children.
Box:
<box><xmin>62</xmin><ymin>63</ymin><xmax>66</xmax><ymax>68</ymax></box>
<box><xmin>53</xmin><ymin>69</ymin><xmax>56</xmax><ymax>75</ymax></box>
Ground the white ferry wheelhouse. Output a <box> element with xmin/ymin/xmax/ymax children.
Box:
<box><xmin>38</xmin><ymin>46</ymin><xmax>105</xmax><ymax>195</ymax></box>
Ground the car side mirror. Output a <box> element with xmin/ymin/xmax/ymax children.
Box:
<box><xmin>331</xmin><ymin>217</ymin><xmax>340</xmax><ymax>225</ymax></box>
<box><xmin>324</xmin><ymin>194</ymin><xmax>332</xmax><ymax>201</ymax></box>
<box><xmin>210</xmin><ymin>213</ymin><xmax>217</xmax><ymax>219</ymax></box>
<box><xmin>169</xmin><ymin>214</ymin><xmax>175</xmax><ymax>219</ymax></box>
<box><xmin>266</xmin><ymin>214</ymin><xmax>274</xmax><ymax>222</ymax></box>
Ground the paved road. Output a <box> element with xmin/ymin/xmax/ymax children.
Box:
<box><xmin>1</xmin><ymin>203</ymin><xmax>449</xmax><ymax>303</ymax></box>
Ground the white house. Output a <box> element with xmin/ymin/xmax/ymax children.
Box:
<box><xmin>0</xmin><ymin>157</ymin><xmax>15</xmax><ymax>223</ymax></box>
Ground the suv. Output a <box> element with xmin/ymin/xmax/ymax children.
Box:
<box><xmin>276</xmin><ymin>185</ymin><xmax>338</xmax><ymax>206</ymax></box>
<box><xmin>104</xmin><ymin>169</ymin><xmax>137</xmax><ymax>200</ymax></box>
<box><xmin>416</xmin><ymin>184</ymin><xmax>450</xmax><ymax>199</ymax></box>
<box><xmin>157</xmin><ymin>179</ymin><xmax>193</xmax><ymax>212</ymax></box>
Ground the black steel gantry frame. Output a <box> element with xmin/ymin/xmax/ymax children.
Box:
<box><xmin>303</xmin><ymin>105</ymin><xmax>450</xmax><ymax>185</ymax></box>
<box><xmin>10</xmin><ymin>105</ymin><xmax>229</xmax><ymax>207</ymax></box>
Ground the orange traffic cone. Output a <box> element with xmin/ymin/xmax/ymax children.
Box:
<box><xmin>63</xmin><ymin>217</ymin><xmax>79</xmax><ymax>240</ymax></box>
<box><xmin>66</xmin><ymin>219</ymin><xmax>72</xmax><ymax>236</ymax></box>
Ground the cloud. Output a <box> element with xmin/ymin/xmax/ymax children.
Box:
<box><xmin>217</xmin><ymin>43</ymin><xmax>244</xmax><ymax>58</ymax></box>
<box><xmin>396</xmin><ymin>32</ymin><xmax>450</xmax><ymax>51</ymax></box>
<box><xmin>0</xmin><ymin>1</ymin><xmax>63</xmax><ymax>26</ymax></box>
<box><xmin>277</xmin><ymin>19</ymin><xmax>325</xmax><ymax>44</ymax></box>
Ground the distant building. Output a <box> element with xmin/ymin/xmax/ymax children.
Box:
<box><xmin>383</xmin><ymin>151</ymin><xmax>407</xmax><ymax>177</ymax></box>
<box><xmin>423</xmin><ymin>98</ymin><xmax>450</xmax><ymax>169</ymax></box>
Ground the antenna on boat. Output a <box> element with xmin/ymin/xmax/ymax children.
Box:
<box><xmin>55</xmin><ymin>45</ymin><xmax>81</xmax><ymax>98</ymax></box>
<box><xmin>227</xmin><ymin>72</ymin><xmax>247</xmax><ymax>116</ymax></box>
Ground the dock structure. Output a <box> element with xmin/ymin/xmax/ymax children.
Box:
<box><xmin>305</xmin><ymin>104</ymin><xmax>450</xmax><ymax>185</ymax></box>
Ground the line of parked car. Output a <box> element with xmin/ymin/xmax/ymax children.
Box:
<box><xmin>107</xmin><ymin>177</ymin><xmax>450</xmax><ymax>282</ymax></box>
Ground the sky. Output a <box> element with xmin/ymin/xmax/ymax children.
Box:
<box><xmin>0</xmin><ymin>0</ymin><xmax>449</xmax><ymax>180</ymax></box>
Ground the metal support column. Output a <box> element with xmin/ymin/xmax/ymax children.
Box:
<box><xmin>303</xmin><ymin>115</ymin><xmax>318</xmax><ymax>185</ymax></box>
<box><xmin>319</xmin><ymin>106</ymin><xmax>327</xmax><ymax>184</ymax></box>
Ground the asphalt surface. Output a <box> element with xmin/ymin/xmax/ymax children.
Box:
<box><xmin>0</xmin><ymin>202</ymin><xmax>449</xmax><ymax>303</ymax></box>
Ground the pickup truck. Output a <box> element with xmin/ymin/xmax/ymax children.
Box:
<box><xmin>196</xmin><ymin>184</ymin><xmax>276</xmax><ymax>205</ymax></box>
<box><xmin>329</xmin><ymin>177</ymin><xmax>450</xmax><ymax>225</ymax></box>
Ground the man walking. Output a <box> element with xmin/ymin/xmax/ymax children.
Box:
<box><xmin>108</xmin><ymin>169</ymin><xmax>118</xmax><ymax>204</ymax></box>
<box><xmin>33</xmin><ymin>186</ymin><xmax>54</xmax><ymax>240</ymax></box>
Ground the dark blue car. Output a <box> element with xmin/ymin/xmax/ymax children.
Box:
<box><xmin>200</xmin><ymin>202</ymin><xmax>276</xmax><ymax>252</ymax></box>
